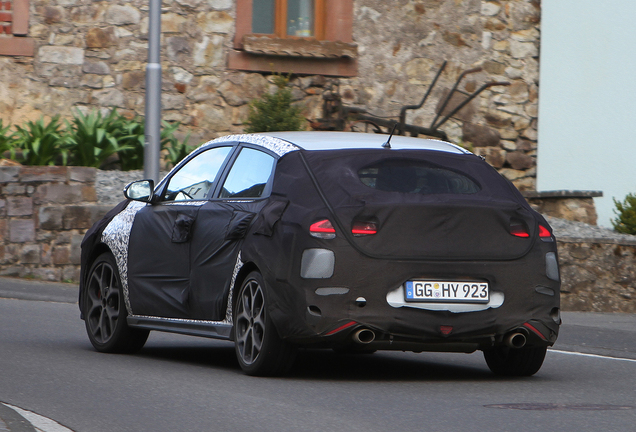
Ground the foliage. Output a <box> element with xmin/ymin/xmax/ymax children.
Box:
<box><xmin>0</xmin><ymin>119</ymin><xmax>13</xmax><ymax>155</ymax></box>
<box><xmin>111</xmin><ymin>115</ymin><xmax>146</xmax><ymax>171</ymax></box>
<box><xmin>1</xmin><ymin>109</ymin><xmax>193</xmax><ymax>170</ymax></box>
<box><xmin>12</xmin><ymin>116</ymin><xmax>69</xmax><ymax>166</ymax></box>
<box><xmin>65</xmin><ymin>109</ymin><xmax>135</xmax><ymax>168</ymax></box>
<box><xmin>163</xmin><ymin>130</ymin><xmax>195</xmax><ymax>168</ymax></box>
<box><xmin>244</xmin><ymin>75</ymin><xmax>305</xmax><ymax>133</ymax></box>
<box><xmin>116</xmin><ymin>117</ymin><xmax>194</xmax><ymax>171</ymax></box>
<box><xmin>612</xmin><ymin>193</ymin><xmax>636</xmax><ymax>235</ymax></box>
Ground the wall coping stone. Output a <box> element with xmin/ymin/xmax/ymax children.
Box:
<box><xmin>523</xmin><ymin>190</ymin><xmax>603</xmax><ymax>199</ymax></box>
<box><xmin>557</xmin><ymin>237</ymin><xmax>636</xmax><ymax>246</ymax></box>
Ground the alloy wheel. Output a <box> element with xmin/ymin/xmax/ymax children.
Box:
<box><xmin>235</xmin><ymin>279</ymin><xmax>266</xmax><ymax>365</ymax></box>
<box><xmin>86</xmin><ymin>261</ymin><xmax>121</xmax><ymax>344</ymax></box>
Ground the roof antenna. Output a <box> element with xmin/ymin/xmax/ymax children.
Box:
<box><xmin>382</xmin><ymin>122</ymin><xmax>398</xmax><ymax>149</ymax></box>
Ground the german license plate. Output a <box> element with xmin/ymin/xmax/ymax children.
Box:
<box><xmin>405</xmin><ymin>281</ymin><xmax>489</xmax><ymax>303</ymax></box>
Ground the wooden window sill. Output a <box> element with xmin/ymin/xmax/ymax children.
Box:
<box><xmin>242</xmin><ymin>34</ymin><xmax>357</xmax><ymax>59</ymax></box>
<box><xmin>229</xmin><ymin>34</ymin><xmax>358</xmax><ymax>77</ymax></box>
<box><xmin>228</xmin><ymin>50</ymin><xmax>357</xmax><ymax>77</ymax></box>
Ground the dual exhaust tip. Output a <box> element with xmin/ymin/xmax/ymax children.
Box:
<box><xmin>352</xmin><ymin>328</ymin><xmax>527</xmax><ymax>348</ymax></box>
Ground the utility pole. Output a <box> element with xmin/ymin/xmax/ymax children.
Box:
<box><xmin>144</xmin><ymin>0</ymin><xmax>161</xmax><ymax>183</ymax></box>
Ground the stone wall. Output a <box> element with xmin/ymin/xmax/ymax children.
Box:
<box><xmin>1</xmin><ymin>164</ymin><xmax>634</xmax><ymax>315</ymax></box>
<box><xmin>559</xmin><ymin>239</ymin><xmax>636</xmax><ymax>313</ymax></box>
<box><xmin>1</xmin><ymin>0</ymin><xmax>541</xmax><ymax>189</ymax></box>
<box><xmin>0</xmin><ymin>166</ymin><xmax>110</xmax><ymax>281</ymax></box>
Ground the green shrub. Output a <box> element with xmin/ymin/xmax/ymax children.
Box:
<box><xmin>65</xmin><ymin>109</ymin><xmax>135</xmax><ymax>168</ymax></box>
<box><xmin>1</xmin><ymin>109</ymin><xmax>193</xmax><ymax>169</ymax></box>
<box><xmin>163</xmin><ymin>130</ymin><xmax>195</xmax><ymax>168</ymax></box>
<box><xmin>115</xmin><ymin>117</ymin><xmax>194</xmax><ymax>171</ymax></box>
<box><xmin>0</xmin><ymin>120</ymin><xmax>14</xmax><ymax>155</ymax></box>
<box><xmin>612</xmin><ymin>193</ymin><xmax>636</xmax><ymax>235</ymax></box>
<box><xmin>244</xmin><ymin>75</ymin><xmax>305</xmax><ymax>133</ymax></box>
<box><xmin>12</xmin><ymin>116</ymin><xmax>69</xmax><ymax>166</ymax></box>
<box><xmin>108</xmin><ymin>115</ymin><xmax>146</xmax><ymax>171</ymax></box>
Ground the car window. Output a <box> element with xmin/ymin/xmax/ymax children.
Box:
<box><xmin>358</xmin><ymin>158</ymin><xmax>480</xmax><ymax>195</ymax></box>
<box><xmin>220</xmin><ymin>147</ymin><xmax>276</xmax><ymax>199</ymax></box>
<box><xmin>163</xmin><ymin>146</ymin><xmax>233</xmax><ymax>201</ymax></box>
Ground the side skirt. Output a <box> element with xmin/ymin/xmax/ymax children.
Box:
<box><xmin>127</xmin><ymin>315</ymin><xmax>233</xmax><ymax>340</ymax></box>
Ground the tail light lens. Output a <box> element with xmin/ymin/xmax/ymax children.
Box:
<box><xmin>539</xmin><ymin>225</ymin><xmax>554</xmax><ymax>241</ymax></box>
<box><xmin>351</xmin><ymin>221</ymin><xmax>377</xmax><ymax>236</ymax></box>
<box><xmin>310</xmin><ymin>219</ymin><xmax>336</xmax><ymax>239</ymax></box>
<box><xmin>510</xmin><ymin>222</ymin><xmax>530</xmax><ymax>238</ymax></box>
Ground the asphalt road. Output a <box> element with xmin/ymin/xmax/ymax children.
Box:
<box><xmin>0</xmin><ymin>277</ymin><xmax>634</xmax><ymax>432</ymax></box>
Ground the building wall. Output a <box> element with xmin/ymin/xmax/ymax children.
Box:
<box><xmin>537</xmin><ymin>0</ymin><xmax>636</xmax><ymax>227</ymax></box>
<box><xmin>1</xmin><ymin>0</ymin><xmax>541</xmax><ymax>189</ymax></box>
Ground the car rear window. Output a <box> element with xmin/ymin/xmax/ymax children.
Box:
<box><xmin>358</xmin><ymin>159</ymin><xmax>480</xmax><ymax>195</ymax></box>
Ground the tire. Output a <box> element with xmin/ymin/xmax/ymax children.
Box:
<box><xmin>233</xmin><ymin>272</ymin><xmax>296</xmax><ymax>376</ymax></box>
<box><xmin>83</xmin><ymin>252</ymin><xmax>149</xmax><ymax>353</ymax></box>
<box><xmin>483</xmin><ymin>345</ymin><xmax>547</xmax><ymax>377</ymax></box>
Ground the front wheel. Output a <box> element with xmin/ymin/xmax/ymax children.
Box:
<box><xmin>83</xmin><ymin>252</ymin><xmax>149</xmax><ymax>353</ymax></box>
<box><xmin>233</xmin><ymin>272</ymin><xmax>296</xmax><ymax>376</ymax></box>
<box><xmin>483</xmin><ymin>345</ymin><xmax>547</xmax><ymax>376</ymax></box>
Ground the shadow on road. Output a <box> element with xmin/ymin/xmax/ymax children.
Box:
<box><xmin>128</xmin><ymin>341</ymin><xmax>517</xmax><ymax>382</ymax></box>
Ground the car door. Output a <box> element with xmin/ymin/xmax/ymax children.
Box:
<box><xmin>188</xmin><ymin>145</ymin><xmax>277</xmax><ymax>321</ymax></box>
<box><xmin>126</xmin><ymin>145</ymin><xmax>235</xmax><ymax>319</ymax></box>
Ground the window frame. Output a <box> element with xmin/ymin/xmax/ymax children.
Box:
<box><xmin>252</xmin><ymin>0</ymin><xmax>326</xmax><ymax>40</ymax></box>
<box><xmin>0</xmin><ymin>0</ymin><xmax>34</xmax><ymax>57</ymax></box>
<box><xmin>230</xmin><ymin>0</ymin><xmax>357</xmax><ymax>77</ymax></box>
<box><xmin>212</xmin><ymin>144</ymin><xmax>279</xmax><ymax>201</ymax></box>
<box><xmin>156</xmin><ymin>143</ymin><xmax>238</xmax><ymax>203</ymax></box>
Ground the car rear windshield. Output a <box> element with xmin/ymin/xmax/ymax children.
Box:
<box><xmin>358</xmin><ymin>158</ymin><xmax>480</xmax><ymax>195</ymax></box>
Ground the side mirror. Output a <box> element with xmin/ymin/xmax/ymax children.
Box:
<box><xmin>124</xmin><ymin>179</ymin><xmax>155</xmax><ymax>202</ymax></box>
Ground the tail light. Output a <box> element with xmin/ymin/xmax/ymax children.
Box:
<box><xmin>510</xmin><ymin>222</ymin><xmax>530</xmax><ymax>238</ymax></box>
<box><xmin>351</xmin><ymin>221</ymin><xmax>377</xmax><ymax>236</ymax></box>
<box><xmin>539</xmin><ymin>225</ymin><xmax>554</xmax><ymax>241</ymax></box>
<box><xmin>511</xmin><ymin>222</ymin><xmax>554</xmax><ymax>241</ymax></box>
<box><xmin>310</xmin><ymin>219</ymin><xmax>336</xmax><ymax>239</ymax></box>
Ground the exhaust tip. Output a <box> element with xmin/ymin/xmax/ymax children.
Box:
<box><xmin>504</xmin><ymin>332</ymin><xmax>527</xmax><ymax>349</ymax></box>
<box><xmin>353</xmin><ymin>329</ymin><xmax>375</xmax><ymax>344</ymax></box>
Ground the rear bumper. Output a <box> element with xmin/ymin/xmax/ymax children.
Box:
<box><xmin>263</xmin><ymin>243</ymin><xmax>561</xmax><ymax>351</ymax></box>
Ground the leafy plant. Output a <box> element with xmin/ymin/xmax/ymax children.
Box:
<box><xmin>65</xmin><ymin>109</ymin><xmax>135</xmax><ymax>168</ymax></box>
<box><xmin>111</xmin><ymin>115</ymin><xmax>146</xmax><ymax>171</ymax></box>
<box><xmin>163</xmin><ymin>130</ymin><xmax>194</xmax><ymax>169</ymax></box>
<box><xmin>2</xmin><ymin>109</ymin><xmax>193</xmax><ymax>169</ymax></box>
<box><xmin>612</xmin><ymin>193</ymin><xmax>636</xmax><ymax>235</ymax></box>
<box><xmin>12</xmin><ymin>116</ymin><xmax>69</xmax><ymax>166</ymax></box>
<box><xmin>0</xmin><ymin>119</ymin><xmax>14</xmax><ymax>156</ymax></box>
<box><xmin>244</xmin><ymin>74</ymin><xmax>305</xmax><ymax>133</ymax></box>
<box><xmin>116</xmin><ymin>117</ymin><xmax>194</xmax><ymax>171</ymax></box>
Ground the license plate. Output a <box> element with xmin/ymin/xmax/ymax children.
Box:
<box><xmin>405</xmin><ymin>280</ymin><xmax>489</xmax><ymax>303</ymax></box>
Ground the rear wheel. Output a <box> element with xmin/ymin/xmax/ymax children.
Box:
<box><xmin>84</xmin><ymin>252</ymin><xmax>149</xmax><ymax>353</ymax></box>
<box><xmin>233</xmin><ymin>272</ymin><xmax>296</xmax><ymax>376</ymax></box>
<box><xmin>483</xmin><ymin>345</ymin><xmax>547</xmax><ymax>376</ymax></box>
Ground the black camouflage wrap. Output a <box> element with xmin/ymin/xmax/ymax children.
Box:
<box><xmin>80</xmin><ymin>143</ymin><xmax>560</xmax><ymax>351</ymax></box>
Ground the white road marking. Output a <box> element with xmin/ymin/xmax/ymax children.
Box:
<box><xmin>2</xmin><ymin>404</ymin><xmax>73</xmax><ymax>432</ymax></box>
<box><xmin>549</xmin><ymin>349</ymin><xmax>636</xmax><ymax>363</ymax></box>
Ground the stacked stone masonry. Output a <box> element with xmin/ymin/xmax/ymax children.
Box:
<box><xmin>0</xmin><ymin>166</ymin><xmax>110</xmax><ymax>281</ymax></box>
<box><xmin>558</xmin><ymin>240</ymin><xmax>636</xmax><ymax>314</ymax></box>
<box><xmin>1</xmin><ymin>0</ymin><xmax>540</xmax><ymax>190</ymax></box>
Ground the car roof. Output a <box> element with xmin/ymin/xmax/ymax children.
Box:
<box><xmin>263</xmin><ymin>131</ymin><xmax>470</xmax><ymax>154</ymax></box>
<box><xmin>206</xmin><ymin>131</ymin><xmax>470</xmax><ymax>157</ymax></box>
